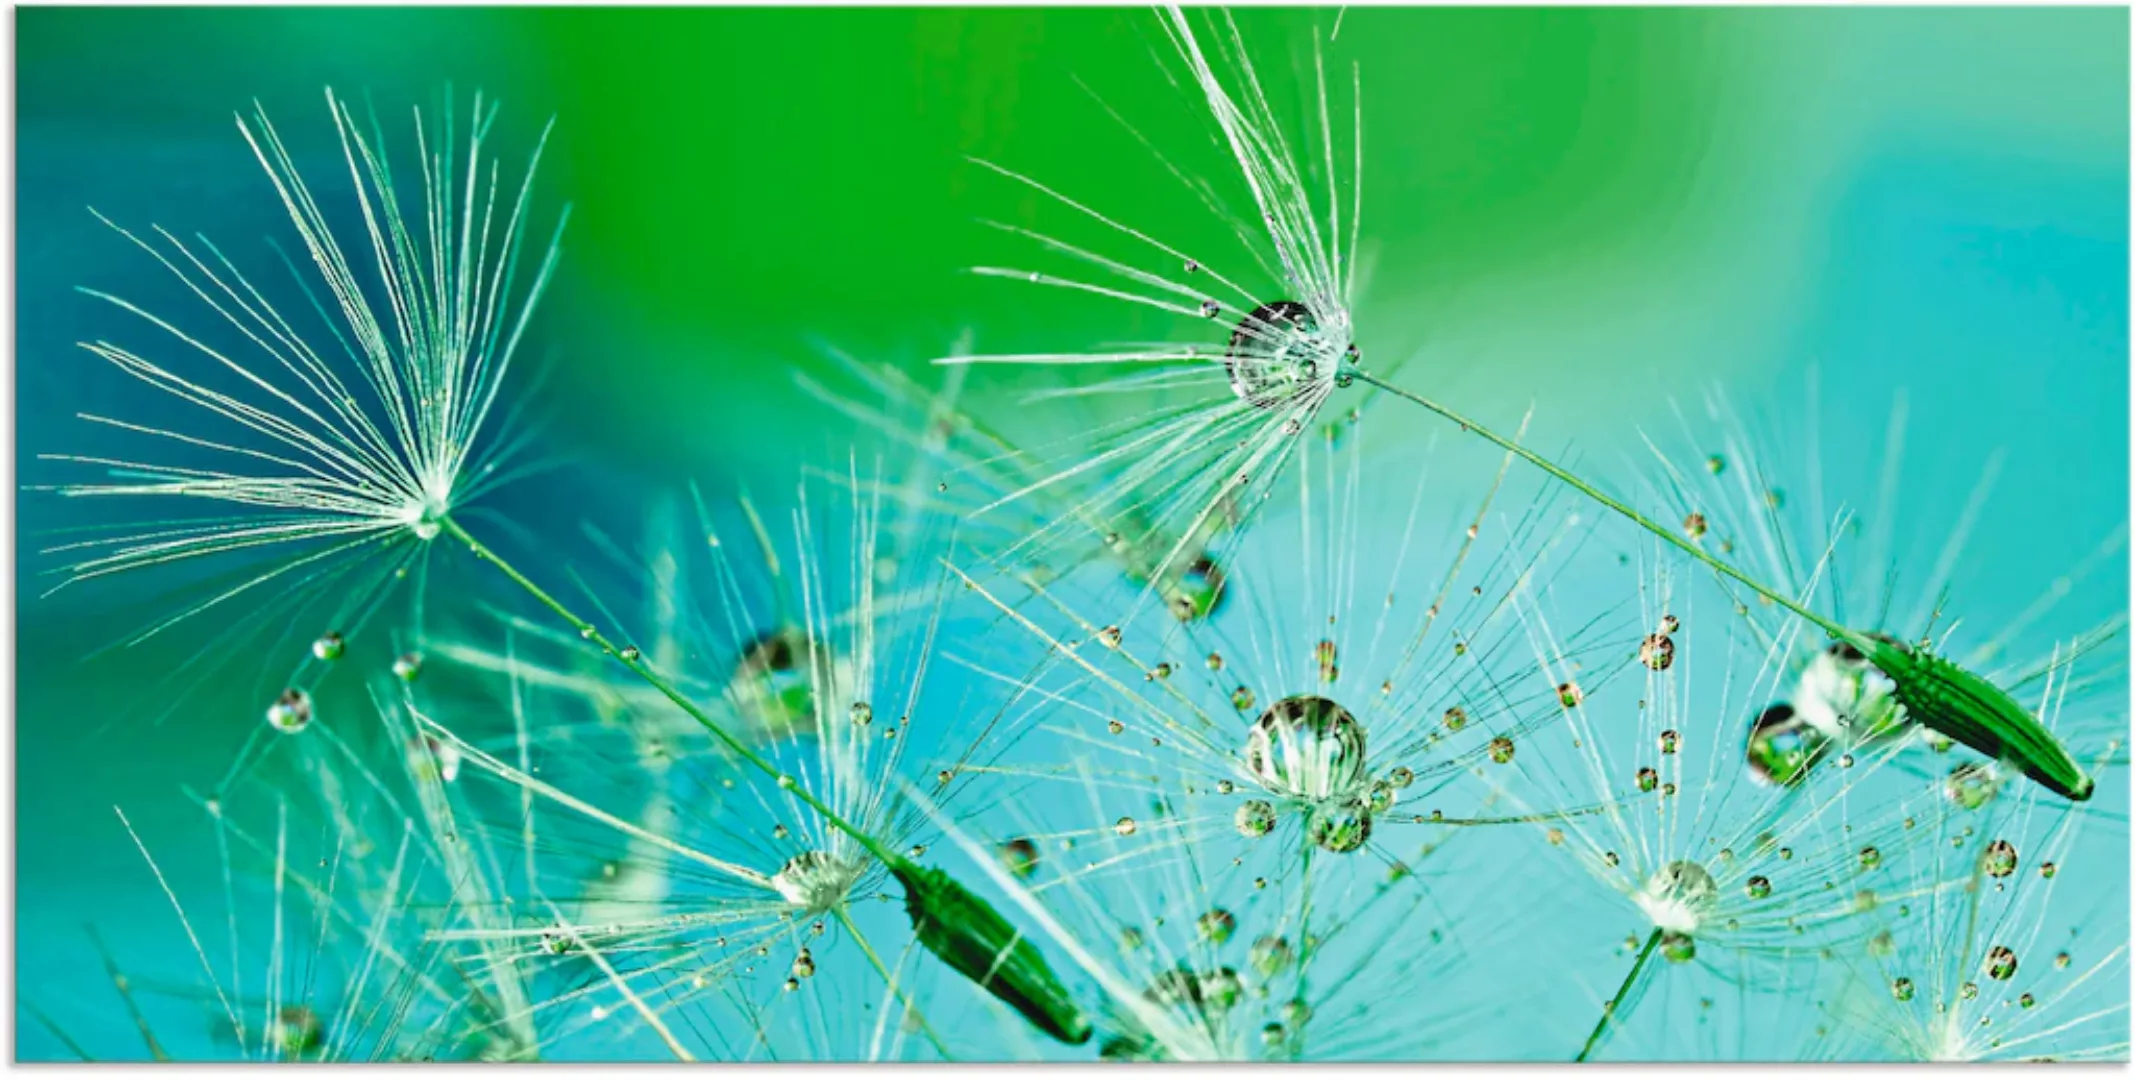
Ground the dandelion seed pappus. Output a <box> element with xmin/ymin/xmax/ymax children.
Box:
<box><xmin>942</xmin><ymin>8</ymin><xmax>1366</xmax><ymax>622</ymax></box>
<box><xmin>406</xmin><ymin>465</ymin><xmax>1090</xmax><ymax>1057</ymax></box>
<box><xmin>37</xmin><ymin>86</ymin><xmax>566</xmax><ymax>762</ymax></box>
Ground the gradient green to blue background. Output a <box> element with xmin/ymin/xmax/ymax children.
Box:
<box><xmin>16</xmin><ymin>6</ymin><xmax>2128</xmax><ymax>1060</ymax></box>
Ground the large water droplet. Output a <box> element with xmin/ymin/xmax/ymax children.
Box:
<box><xmin>1223</xmin><ymin>301</ymin><xmax>1340</xmax><ymax>410</ymax></box>
<box><xmin>1244</xmin><ymin>696</ymin><xmax>1367</xmax><ymax>801</ymax></box>
<box><xmin>770</xmin><ymin>852</ymin><xmax>863</xmax><ymax>912</ymax></box>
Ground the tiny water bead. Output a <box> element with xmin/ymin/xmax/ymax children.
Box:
<box><xmin>266</xmin><ymin>689</ymin><xmax>313</xmax><ymax>733</ymax></box>
<box><xmin>1660</xmin><ymin>931</ymin><xmax>1697</xmax><ymax>964</ymax></box>
<box><xmin>1250</xmin><ymin>935</ymin><xmax>1294</xmax><ymax>977</ymax></box>
<box><xmin>1234</xmin><ymin>800</ymin><xmax>1278</xmax><ymax>838</ymax></box>
<box><xmin>791</xmin><ymin>948</ymin><xmax>817</xmax><ymax>979</ymax></box>
<box><xmin>1315</xmin><ymin>639</ymin><xmax>1339</xmax><ymax>682</ymax></box>
<box><xmin>1947</xmin><ymin>763</ymin><xmax>2001</xmax><ymax>810</ymax></box>
<box><xmin>1982</xmin><ymin>839</ymin><xmax>2018</xmax><ymax>878</ymax></box>
<box><xmin>1746</xmin><ymin>703</ymin><xmax>1824</xmax><ymax>787</ymax></box>
<box><xmin>1099</xmin><ymin>626</ymin><xmax>1124</xmax><ymax>649</ymax></box>
<box><xmin>1858</xmin><ymin>846</ymin><xmax>1882</xmax><ymax>871</ymax></box>
<box><xmin>1639</xmin><ymin>634</ymin><xmax>1675</xmax><ymax>672</ymax></box>
<box><xmin>851</xmin><ymin>701</ymin><xmax>873</xmax><ymax>726</ymax></box>
<box><xmin>1892</xmin><ymin>977</ymin><xmax>1916</xmax><ymax>1002</ymax></box>
<box><xmin>1200</xmin><ymin>299</ymin><xmax>1223</xmax><ymax>319</ymax></box>
<box><xmin>269</xmin><ymin>1005</ymin><xmax>326</xmax><ymax>1057</ymax></box>
<box><xmin>771</xmin><ymin>852</ymin><xmax>864</xmax><ymax>912</ymax></box>
<box><xmin>1442</xmin><ymin>706</ymin><xmax>1469</xmax><ymax>732</ymax></box>
<box><xmin>1705</xmin><ymin>455</ymin><xmax>1726</xmax><ymax>476</ymax></box>
<box><xmin>1488</xmin><ymin>736</ymin><xmax>1515</xmax><ymax>765</ymax></box>
<box><xmin>1683</xmin><ymin>513</ymin><xmax>1708</xmax><ymax>541</ymax></box>
<box><xmin>1745</xmin><ymin>876</ymin><xmax>1772</xmax><ymax>900</ymax></box>
<box><xmin>1636</xmin><ymin>768</ymin><xmax>1659</xmax><ymax>794</ymax></box>
<box><xmin>1223</xmin><ymin>300</ymin><xmax>1349</xmax><ymax>410</ymax></box>
<box><xmin>998</xmin><ymin>838</ymin><xmax>1041</xmax><ymax>879</ymax></box>
<box><xmin>1658</xmin><ymin>729</ymin><xmax>1681</xmax><ymax>755</ymax></box>
<box><xmin>392</xmin><ymin>652</ymin><xmax>423</xmax><ymax>682</ymax></box>
<box><xmin>1244</xmin><ymin>696</ymin><xmax>1367</xmax><ymax>801</ymax></box>
<box><xmin>311</xmin><ymin>631</ymin><xmax>345</xmax><ymax>661</ymax></box>
<box><xmin>1115</xmin><ymin>816</ymin><xmax>1138</xmax><ymax>837</ymax></box>
<box><xmin>1197</xmin><ymin>908</ymin><xmax>1237</xmax><ymax>944</ymax></box>
<box><xmin>1985</xmin><ymin>946</ymin><xmax>2018</xmax><ymax>981</ymax></box>
<box><xmin>1557</xmin><ymin>682</ymin><xmax>1584</xmax><ymax>708</ymax></box>
<box><xmin>1162</xmin><ymin>555</ymin><xmax>1228</xmax><ymax>622</ymax></box>
<box><xmin>619</xmin><ymin>645</ymin><xmax>642</xmax><ymax>662</ymax></box>
<box><xmin>2039</xmin><ymin>861</ymin><xmax>2057</xmax><ymax>879</ymax></box>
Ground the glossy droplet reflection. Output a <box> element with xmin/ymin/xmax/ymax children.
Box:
<box><xmin>1245</xmin><ymin>696</ymin><xmax>1367</xmax><ymax>801</ymax></box>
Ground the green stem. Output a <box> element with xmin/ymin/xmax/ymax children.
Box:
<box><xmin>833</xmin><ymin>906</ymin><xmax>952</xmax><ymax>1059</ymax></box>
<box><xmin>1576</xmin><ymin>928</ymin><xmax>1660</xmax><ymax>1063</ymax></box>
<box><xmin>439</xmin><ymin>516</ymin><xmax>900</xmax><ymax>868</ymax></box>
<box><xmin>1353</xmin><ymin>373</ymin><xmax>1857</xmax><ymax>644</ymax></box>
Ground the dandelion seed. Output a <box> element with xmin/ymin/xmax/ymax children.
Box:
<box><xmin>46</xmin><ymin>89</ymin><xmax>565</xmax><ymax>698</ymax></box>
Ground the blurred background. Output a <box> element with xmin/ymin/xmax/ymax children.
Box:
<box><xmin>16</xmin><ymin>6</ymin><xmax>2128</xmax><ymax>1060</ymax></box>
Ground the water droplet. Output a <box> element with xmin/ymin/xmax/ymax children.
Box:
<box><xmin>1488</xmin><ymin>736</ymin><xmax>1515</xmax><ymax>765</ymax></box>
<box><xmin>1250</xmin><ymin>935</ymin><xmax>1293</xmax><ymax>977</ymax></box>
<box><xmin>266</xmin><ymin>689</ymin><xmax>313</xmax><ymax>733</ymax></box>
<box><xmin>2039</xmin><ymin>861</ymin><xmax>2058</xmax><ymax>879</ymax></box>
<box><xmin>1261</xmin><ymin>1022</ymin><xmax>1287</xmax><ymax>1048</ymax></box>
<box><xmin>1962</xmin><ymin>981</ymin><xmax>1980</xmax><ymax>1000</ymax></box>
<box><xmin>1315</xmin><ymin>639</ymin><xmax>1339</xmax><ymax>682</ymax></box>
<box><xmin>1640</xmin><ymin>634</ymin><xmax>1675</xmax><ymax>671</ymax></box>
<box><xmin>791</xmin><ymin>948</ymin><xmax>816</xmax><ymax>979</ymax></box>
<box><xmin>1683</xmin><ymin>513</ymin><xmax>1708</xmax><ymax>540</ymax></box>
<box><xmin>1985</xmin><ymin>946</ymin><xmax>2018</xmax><ymax>981</ymax></box>
<box><xmin>1443</xmin><ymin>706</ymin><xmax>1469</xmax><ymax>732</ymax></box>
<box><xmin>392</xmin><ymin>652</ymin><xmax>423</xmax><ymax>682</ymax></box>
<box><xmin>2019</xmin><ymin>992</ymin><xmax>2036</xmax><ymax>1009</ymax></box>
<box><xmin>1114</xmin><ymin>816</ymin><xmax>1138</xmax><ymax>837</ymax></box>
<box><xmin>1705</xmin><ymin>455</ymin><xmax>1725</xmax><ymax>476</ymax></box>
<box><xmin>1197</xmin><ymin>908</ymin><xmax>1236</xmax><ymax>944</ymax></box>
<box><xmin>1557</xmin><ymin>682</ymin><xmax>1584</xmax><ymax>707</ymax></box>
<box><xmin>1658</xmin><ymin>729</ymin><xmax>1681</xmax><ymax>755</ymax></box>
<box><xmin>1184</xmin><ymin>259</ymin><xmax>1201</xmax><ymax>274</ymax></box>
<box><xmin>619</xmin><ymin>645</ymin><xmax>641</xmax><ymax>662</ymax></box>
<box><xmin>1107</xmin><ymin>719</ymin><xmax>1126</xmax><ymax>735</ymax></box>
<box><xmin>1982</xmin><ymin>839</ymin><xmax>2018</xmax><ymax>878</ymax></box>
<box><xmin>1234</xmin><ymin>800</ymin><xmax>1278</xmax><ymax>838</ymax></box>
<box><xmin>1636</xmin><ymin>767</ymin><xmax>1659</xmax><ymax>793</ymax></box>
<box><xmin>1147</xmin><ymin>662</ymin><xmax>1173</xmax><ymax>681</ymax></box>
<box><xmin>732</xmin><ymin>628</ymin><xmax>827</xmax><ymax>739</ymax></box>
<box><xmin>782</xmin><ymin>978</ymin><xmax>800</xmax><ymax>993</ymax></box>
<box><xmin>311</xmin><ymin>632</ymin><xmax>345</xmax><ymax>662</ymax></box>
<box><xmin>850</xmin><ymin>701</ymin><xmax>873</xmax><ymax>726</ymax></box>
<box><xmin>1305</xmin><ymin>802</ymin><xmax>1372</xmax><ymax>854</ymax></box>
<box><xmin>1224</xmin><ymin>300</ymin><xmax>1333</xmax><ymax>409</ymax></box>
<box><xmin>1215</xmin><ymin>780</ymin><xmax>1235</xmax><ymax>795</ymax></box>
<box><xmin>770</xmin><ymin>852</ymin><xmax>863</xmax><ymax>911</ymax></box>
<box><xmin>997</xmin><ymin>838</ymin><xmax>1040</xmax><ymax>879</ymax></box>
<box><xmin>1231</xmin><ymin>686</ymin><xmax>1257</xmax><ymax>711</ymax></box>
<box><xmin>1661</xmin><ymin>932</ymin><xmax>1697</xmax><ymax>964</ymax></box>
<box><xmin>1859</xmin><ymin>846</ymin><xmax>1882</xmax><ymax>870</ymax></box>
<box><xmin>1388</xmin><ymin>766</ymin><xmax>1415</xmax><ymax>789</ymax></box>
<box><xmin>269</xmin><ymin>1005</ymin><xmax>326</xmax><ymax>1058</ymax></box>
<box><xmin>1746</xmin><ymin>703</ymin><xmax>1826</xmax><ymax>787</ymax></box>
<box><xmin>1640</xmin><ymin>861</ymin><xmax>1718</xmax><ymax>934</ymax></box>
<box><xmin>1099</xmin><ymin>626</ymin><xmax>1123</xmax><ymax>649</ymax></box>
<box><xmin>1206</xmin><ymin>652</ymin><xmax>1224</xmax><ymax>671</ymax></box>
<box><xmin>1892</xmin><ymin>977</ymin><xmax>1915</xmax><ymax>1002</ymax></box>
<box><xmin>2055</xmin><ymin>951</ymin><xmax>2072</xmax><ymax>970</ymax></box>
<box><xmin>1245</xmin><ymin>696</ymin><xmax>1367</xmax><ymax>800</ymax></box>
<box><xmin>1746</xmin><ymin>875</ymin><xmax>1772</xmax><ymax>900</ymax></box>
<box><xmin>1200</xmin><ymin>299</ymin><xmax>1223</xmax><ymax>319</ymax></box>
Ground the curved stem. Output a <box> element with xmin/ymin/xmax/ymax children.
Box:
<box><xmin>1352</xmin><ymin>373</ymin><xmax>1856</xmax><ymax>644</ymax></box>
<box><xmin>438</xmin><ymin>516</ymin><xmax>900</xmax><ymax>868</ymax></box>
<box><xmin>1577</xmin><ymin>928</ymin><xmax>1660</xmax><ymax>1063</ymax></box>
<box><xmin>834</xmin><ymin>906</ymin><xmax>952</xmax><ymax>1060</ymax></box>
